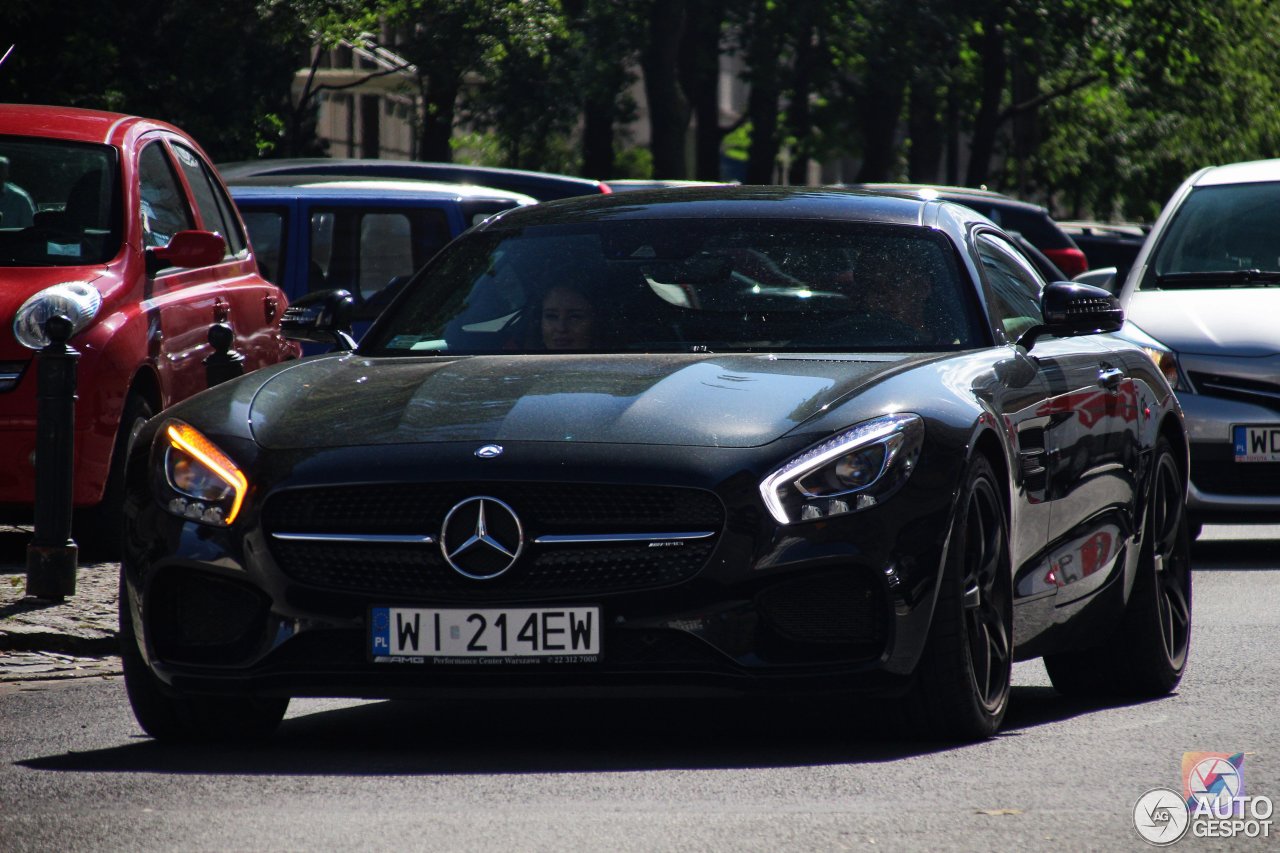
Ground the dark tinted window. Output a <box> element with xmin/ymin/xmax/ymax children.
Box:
<box><xmin>364</xmin><ymin>219</ymin><xmax>986</xmax><ymax>355</ymax></box>
<box><xmin>1145</xmin><ymin>182</ymin><xmax>1280</xmax><ymax>285</ymax></box>
<box><xmin>241</xmin><ymin>209</ymin><xmax>287</xmax><ymax>284</ymax></box>
<box><xmin>139</xmin><ymin>143</ymin><xmax>194</xmax><ymax>255</ymax></box>
<box><xmin>172</xmin><ymin>143</ymin><xmax>243</xmax><ymax>256</ymax></box>
<box><xmin>976</xmin><ymin>232</ymin><xmax>1045</xmax><ymax>342</ymax></box>
<box><xmin>309</xmin><ymin>207</ymin><xmax>451</xmax><ymax>319</ymax></box>
<box><xmin>0</xmin><ymin>136</ymin><xmax>120</xmax><ymax>266</ymax></box>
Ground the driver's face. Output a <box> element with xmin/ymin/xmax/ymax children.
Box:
<box><xmin>541</xmin><ymin>286</ymin><xmax>595</xmax><ymax>350</ymax></box>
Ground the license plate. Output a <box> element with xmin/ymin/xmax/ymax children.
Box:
<box><xmin>370</xmin><ymin>606</ymin><xmax>601</xmax><ymax>662</ymax></box>
<box><xmin>1233</xmin><ymin>425</ymin><xmax>1280</xmax><ymax>462</ymax></box>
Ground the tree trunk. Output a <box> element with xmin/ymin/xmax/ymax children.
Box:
<box><xmin>907</xmin><ymin>75</ymin><xmax>944</xmax><ymax>183</ymax></box>
<box><xmin>680</xmin><ymin>1</ymin><xmax>725</xmax><ymax>181</ymax></box>
<box><xmin>642</xmin><ymin>0</ymin><xmax>690</xmax><ymax>179</ymax></box>
<box><xmin>965</xmin><ymin>14</ymin><xmax>1006</xmax><ymax>187</ymax></box>
<box><xmin>419</xmin><ymin>69</ymin><xmax>460</xmax><ymax>163</ymax></box>
<box><xmin>785</xmin><ymin>17</ymin><xmax>818</xmax><ymax>186</ymax></box>
<box><xmin>581</xmin><ymin>96</ymin><xmax>616</xmax><ymax>178</ymax></box>
<box><xmin>853</xmin><ymin>67</ymin><xmax>906</xmax><ymax>182</ymax></box>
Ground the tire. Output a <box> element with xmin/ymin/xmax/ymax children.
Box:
<box><xmin>902</xmin><ymin>455</ymin><xmax>1013</xmax><ymax>741</ymax></box>
<box><xmin>119</xmin><ymin>568</ymin><xmax>288</xmax><ymax>742</ymax></box>
<box><xmin>1043</xmin><ymin>437</ymin><xmax>1191</xmax><ymax>697</ymax></box>
<box><xmin>75</xmin><ymin>392</ymin><xmax>153</xmax><ymax>559</ymax></box>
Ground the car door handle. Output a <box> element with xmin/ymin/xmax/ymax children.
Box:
<box><xmin>1098</xmin><ymin>367</ymin><xmax>1124</xmax><ymax>390</ymax></box>
<box><xmin>264</xmin><ymin>295</ymin><xmax>279</xmax><ymax>322</ymax></box>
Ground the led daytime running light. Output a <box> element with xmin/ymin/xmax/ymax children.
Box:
<box><xmin>165</xmin><ymin>422</ymin><xmax>247</xmax><ymax>524</ymax></box>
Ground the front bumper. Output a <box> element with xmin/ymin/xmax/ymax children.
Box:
<box><xmin>122</xmin><ymin>478</ymin><xmax>952</xmax><ymax>701</ymax></box>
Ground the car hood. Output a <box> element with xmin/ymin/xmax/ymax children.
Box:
<box><xmin>1127</xmin><ymin>289</ymin><xmax>1280</xmax><ymax>356</ymax></box>
<box><xmin>247</xmin><ymin>352</ymin><xmax>919</xmax><ymax>449</ymax></box>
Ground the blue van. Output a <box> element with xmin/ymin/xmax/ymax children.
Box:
<box><xmin>228</xmin><ymin>178</ymin><xmax>534</xmax><ymax>342</ymax></box>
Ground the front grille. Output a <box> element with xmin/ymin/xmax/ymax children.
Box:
<box><xmin>1191</xmin><ymin>444</ymin><xmax>1280</xmax><ymax>498</ymax></box>
<box><xmin>263</xmin><ymin>482</ymin><xmax>724</xmax><ymax>599</ymax></box>
<box><xmin>755</xmin><ymin>570</ymin><xmax>885</xmax><ymax>646</ymax></box>
<box><xmin>1188</xmin><ymin>372</ymin><xmax>1280</xmax><ymax>413</ymax></box>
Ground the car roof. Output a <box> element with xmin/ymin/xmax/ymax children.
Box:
<box><xmin>848</xmin><ymin>182</ymin><xmax>1049</xmax><ymax>213</ymax></box>
<box><xmin>217</xmin><ymin>157</ymin><xmax>606</xmax><ymax>201</ymax></box>
<box><xmin>0</xmin><ymin>103</ymin><xmax>178</xmax><ymax>145</ymax></box>
<box><xmin>1192</xmin><ymin>158</ymin><xmax>1280</xmax><ymax>187</ymax></box>
<box><xmin>227</xmin><ymin>177</ymin><xmax>536</xmax><ymax>205</ymax></box>
<box><xmin>473</xmin><ymin>184</ymin><xmax>985</xmax><ymax>231</ymax></box>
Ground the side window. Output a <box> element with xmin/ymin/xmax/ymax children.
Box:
<box><xmin>976</xmin><ymin>232</ymin><xmax>1045</xmax><ymax>342</ymax></box>
<box><xmin>138</xmin><ymin>143</ymin><xmax>194</xmax><ymax>252</ymax></box>
<box><xmin>240</xmin><ymin>209</ymin><xmax>287</xmax><ymax>285</ymax></box>
<box><xmin>170</xmin><ymin>143</ymin><xmax>244</xmax><ymax>256</ymax></box>
<box><xmin>359</xmin><ymin>212</ymin><xmax>414</xmax><ymax>300</ymax></box>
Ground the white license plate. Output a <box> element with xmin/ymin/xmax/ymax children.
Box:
<box><xmin>1233</xmin><ymin>425</ymin><xmax>1280</xmax><ymax>462</ymax></box>
<box><xmin>370</xmin><ymin>606</ymin><xmax>601</xmax><ymax>661</ymax></box>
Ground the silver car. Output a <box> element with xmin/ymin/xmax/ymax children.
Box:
<box><xmin>1115</xmin><ymin>159</ymin><xmax>1280</xmax><ymax>535</ymax></box>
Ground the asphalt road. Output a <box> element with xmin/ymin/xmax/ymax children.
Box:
<box><xmin>2</xmin><ymin>525</ymin><xmax>1277</xmax><ymax>852</ymax></box>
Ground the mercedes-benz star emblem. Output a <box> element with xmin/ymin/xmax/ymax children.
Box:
<box><xmin>440</xmin><ymin>496</ymin><xmax>524</xmax><ymax>580</ymax></box>
<box><xmin>475</xmin><ymin>444</ymin><xmax>504</xmax><ymax>458</ymax></box>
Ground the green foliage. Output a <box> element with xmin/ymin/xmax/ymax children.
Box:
<box><xmin>6</xmin><ymin>0</ymin><xmax>1280</xmax><ymax>210</ymax></box>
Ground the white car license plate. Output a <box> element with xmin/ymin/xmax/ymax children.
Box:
<box><xmin>370</xmin><ymin>606</ymin><xmax>600</xmax><ymax>661</ymax></box>
<box><xmin>1233</xmin><ymin>425</ymin><xmax>1280</xmax><ymax>462</ymax></box>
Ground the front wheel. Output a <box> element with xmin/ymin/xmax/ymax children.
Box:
<box><xmin>901</xmin><ymin>455</ymin><xmax>1012</xmax><ymax>740</ymax></box>
<box><xmin>119</xmin><ymin>568</ymin><xmax>288</xmax><ymax>742</ymax></box>
<box><xmin>1044</xmin><ymin>437</ymin><xmax>1191</xmax><ymax>697</ymax></box>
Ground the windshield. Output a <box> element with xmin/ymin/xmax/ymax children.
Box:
<box><xmin>1143</xmin><ymin>182</ymin><xmax>1280</xmax><ymax>288</ymax></box>
<box><xmin>0</xmin><ymin>136</ymin><xmax>121</xmax><ymax>267</ymax></box>
<box><xmin>362</xmin><ymin>218</ymin><xmax>985</xmax><ymax>355</ymax></box>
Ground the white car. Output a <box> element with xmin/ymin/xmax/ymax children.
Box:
<box><xmin>1115</xmin><ymin>158</ymin><xmax>1280</xmax><ymax>535</ymax></box>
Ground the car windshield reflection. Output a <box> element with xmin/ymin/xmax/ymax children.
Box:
<box><xmin>363</xmin><ymin>219</ymin><xmax>987</xmax><ymax>355</ymax></box>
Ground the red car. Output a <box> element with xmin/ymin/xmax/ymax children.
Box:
<box><xmin>0</xmin><ymin>104</ymin><xmax>297</xmax><ymax>552</ymax></box>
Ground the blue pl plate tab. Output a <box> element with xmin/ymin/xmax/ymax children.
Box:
<box><xmin>371</xmin><ymin>607</ymin><xmax>392</xmax><ymax>656</ymax></box>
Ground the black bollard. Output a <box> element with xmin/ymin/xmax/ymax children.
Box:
<box><xmin>26</xmin><ymin>314</ymin><xmax>79</xmax><ymax>600</ymax></box>
<box><xmin>204</xmin><ymin>321</ymin><xmax>245</xmax><ymax>387</ymax></box>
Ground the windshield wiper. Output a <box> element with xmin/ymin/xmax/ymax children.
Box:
<box><xmin>1154</xmin><ymin>269</ymin><xmax>1280</xmax><ymax>288</ymax></box>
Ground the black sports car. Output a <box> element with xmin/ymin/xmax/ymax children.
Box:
<box><xmin>120</xmin><ymin>187</ymin><xmax>1192</xmax><ymax>742</ymax></box>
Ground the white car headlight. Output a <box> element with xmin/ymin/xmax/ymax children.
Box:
<box><xmin>13</xmin><ymin>282</ymin><xmax>102</xmax><ymax>350</ymax></box>
<box><xmin>760</xmin><ymin>413</ymin><xmax>924</xmax><ymax>524</ymax></box>
<box><xmin>1118</xmin><ymin>320</ymin><xmax>1184</xmax><ymax>391</ymax></box>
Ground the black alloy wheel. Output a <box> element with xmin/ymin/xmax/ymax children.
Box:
<box><xmin>1044</xmin><ymin>436</ymin><xmax>1191</xmax><ymax>697</ymax></box>
<box><xmin>1146</xmin><ymin>445</ymin><xmax>1192</xmax><ymax>674</ymax></box>
<box><xmin>902</xmin><ymin>455</ymin><xmax>1012</xmax><ymax>740</ymax></box>
<box><xmin>960</xmin><ymin>472</ymin><xmax>1013</xmax><ymax>716</ymax></box>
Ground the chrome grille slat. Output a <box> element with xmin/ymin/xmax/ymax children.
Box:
<box><xmin>262</xmin><ymin>482</ymin><xmax>725</xmax><ymax>599</ymax></box>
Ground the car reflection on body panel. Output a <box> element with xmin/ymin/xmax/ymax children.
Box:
<box><xmin>120</xmin><ymin>186</ymin><xmax>1191</xmax><ymax>743</ymax></box>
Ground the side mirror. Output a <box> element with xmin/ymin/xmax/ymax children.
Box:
<box><xmin>146</xmin><ymin>230</ymin><xmax>225</xmax><ymax>274</ymax></box>
<box><xmin>1017</xmin><ymin>281</ymin><xmax>1124</xmax><ymax>351</ymax></box>
<box><xmin>1072</xmin><ymin>266</ymin><xmax>1118</xmax><ymax>293</ymax></box>
<box><xmin>281</xmin><ymin>288</ymin><xmax>357</xmax><ymax>351</ymax></box>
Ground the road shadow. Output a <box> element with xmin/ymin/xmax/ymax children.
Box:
<box><xmin>1191</xmin><ymin>535</ymin><xmax>1280</xmax><ymax>570</ymax></box>
<box><xmin>18</xmin><ymin>683</ymin><xmax>1162</xmax><ymax>777</ymax></box>
<box><xmin>0</xmin><ymin>528</ymin><xmax>31</xmax><ymax>566</ymax></box>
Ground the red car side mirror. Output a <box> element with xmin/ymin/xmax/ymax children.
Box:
<box><xmin>148</xmin><ymin>230</ymin><xmax>226</xmax><ymax>270</ymax></box>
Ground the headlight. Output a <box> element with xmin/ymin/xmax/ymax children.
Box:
<box><xmin>1118</xmin><ymin>321</ymin><xmax>1183</xmax><ymax>391</ymax></box>
<box><xmin>13</xmin><ymin>282</ymin><xmax>103</xmax><ymax>350</ymax></box>
<box><xmin>760</xmin><ymin>413</ymin><xmax>924</xmax><ymax>524</ymax></box>
<box><xmin>160</xmin><ymin>420</ymin><xmax>248</xmax><ymax>526</ymax></box>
